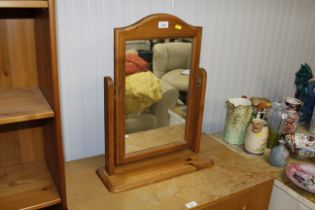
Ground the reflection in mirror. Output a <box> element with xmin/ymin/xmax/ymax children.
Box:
<box><xmin>125</xmin><ymin>38</ymin><xmax>193</xmax><ymax>154</ymax></box>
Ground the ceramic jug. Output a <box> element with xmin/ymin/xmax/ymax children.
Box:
<box><xmin>244</xmin><ymin>119</ymin><xmax>269</xmax><ymax>155</ymax></box>
<box><xmin>224</xmin><ymin>98</ymin><xmax>253</xmax><ymax>145</ymax></box>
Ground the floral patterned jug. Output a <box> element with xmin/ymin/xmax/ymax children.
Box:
<box><xmin>282</xmin><ymin>97</ymin><xmax>302</xmax><ymax>134</ymax></box>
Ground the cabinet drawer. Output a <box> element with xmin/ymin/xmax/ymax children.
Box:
<box><xmin>193</xmin><ymin>179</ymin><xmax>274</xmax><ymax>210</ymax></box>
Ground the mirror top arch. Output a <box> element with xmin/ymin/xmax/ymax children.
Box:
<box><xmin>115</xmin><ymin>13</ymin><xmax>202</xmax><ymax>40</ymax></box>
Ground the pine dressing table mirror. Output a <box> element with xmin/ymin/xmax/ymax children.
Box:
<box><xmin>97</xmin><ymin>14</ymin><xmax>213</xmax><ymax>192</ymax></box>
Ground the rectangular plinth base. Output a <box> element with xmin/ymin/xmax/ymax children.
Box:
<box><xmin>97</xmin><ymin>150</ymin><xmax>214</xmax><ymax>193</ymax></box>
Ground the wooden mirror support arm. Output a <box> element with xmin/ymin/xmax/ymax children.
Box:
<box><xmin>97</xmin><ymin>69</ymin><xmax>213</xmax><ymax>192</ymax></box>
<box><xmin>104</xmin><ymin>77</ymin><xmax>115</xmax><ymax>176</ymax></box>
<box><xmin>190</xmin><ymin>68</ymin><xmax>207</xmax><ymax>152</ymax></box>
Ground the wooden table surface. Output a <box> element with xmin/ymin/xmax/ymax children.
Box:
<box><xmin>65</xmin><ymin>134</ymin><xmax>274</xmax><ymax>210</ymax></box>
<box><xmin>212</xmin><ymin>128</ymin><xmax>315</xmax><ymax>206</ymax></box>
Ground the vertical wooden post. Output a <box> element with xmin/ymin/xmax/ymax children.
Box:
<box><xmin>191</xmin><ymin>68</ymin><xmax>207</xmax><ymax>152</ymax></box>
<box><xmin>104</xmin><ymin>77</ymin><xmax>115</xmax><ymax>175</ymax></box>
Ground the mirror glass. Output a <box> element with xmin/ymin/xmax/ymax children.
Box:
<box><xmin>124</xmin><ymin>38</ymin><xmax>192</xmax><ymax>154</ymax></box>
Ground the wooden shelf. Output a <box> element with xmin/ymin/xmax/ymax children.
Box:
<box><xmin>0</xmin><ymin>88</ymin><xmax>54</xmax><ymax>125</ymax></box>
<box><xmin>0</xmin><ymin>161</ymin><xmax>61</xmax><ymax>209</ymax></box>
<box><xmin>0</xmin><ymin>0</ymin><xmax>48</xmax><ymax>8</ymax></box>
<box><xmin>0</xmin><ymin>2</ymin><xmax>66</xmax><ymax>209</ymax></box>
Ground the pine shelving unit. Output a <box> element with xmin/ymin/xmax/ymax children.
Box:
<box><xmin>0</xmin><ymin>0</ymin><xmax>67</xmax><ymax>209</ymax></box>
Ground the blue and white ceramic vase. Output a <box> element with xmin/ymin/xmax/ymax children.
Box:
<box><xmin>269</xmin><ymin>140</ymin><xmax>290</xmax><ymax>168</ymax></box>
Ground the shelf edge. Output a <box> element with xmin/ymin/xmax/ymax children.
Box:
<box><xmin>0</xmin><ymin>161</ymin><xmax>62</xmax><ymax>210</ymax></box>
<box><xmin>0</xmin><ymin>1</ymin><xmax>48</xmax><ymax>8</ymax></box>
<box><xmin>0</xmin><ymin>112</ymin><xmax>54</xmax><ymax>125</ymax></box>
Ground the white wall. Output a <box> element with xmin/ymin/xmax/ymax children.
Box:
<box><xmin>56</xmin><ymin>0</ymin><xmax>315</xmax><ymax>161</ymax></box>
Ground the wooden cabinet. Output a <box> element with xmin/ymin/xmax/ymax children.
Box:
<box><xmin>0</xmin><ymin>1</ymin><xmax>67</xmax><ymax>209</ymax></box>
<box><xmin>193</xmin><ymin>180</ymin><xmax>273</xmax><ymax>210</ymax></box>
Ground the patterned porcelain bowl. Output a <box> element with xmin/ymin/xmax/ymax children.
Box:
<box><xmin>286</xmin><ymin>163</ymin><xmax>315</xmax><ymax>194</ymax></box>
<box><xmin>284</xmin><ymin>133</ymin><xmax>315</xmax><ymax>159</ymax></box>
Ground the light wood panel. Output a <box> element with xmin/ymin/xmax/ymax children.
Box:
<box><xmin>125</xmin><ymin>123</ymin><xmax>186</xmax><ymax>154</ymax></box>
<box><xmin>0</xmin><ymin>121</ymin><xmax>45</xmax><ymax>168</ymax></box>
<box><xmin>43</xmin><ymin>119</ymin><xmax>67</xmax><ymax>209</ymax></box>
<box><xmin>0</xmin><ymin>18</ymin><xmax>38</xmax><ymax>89</ymax></box>
<box><xmin>0</xmin><ymin>1</ymin><xmax>67</xmax><ymax>209</ymax></box>
<box><xmin>43</xmin><ymin>1</ymin><xmax>68</xmax><ymax>207</ymax></box>
<box><xmin>35</xmin><ymin>9</ymin><xmax>55</xmax><ymax>107</ymax></box>
<box><xmin>0</xmin><ymin>88</ymin><xmax>54</xmax><ymax>125</ymax></box>
<box><xmin>66</xmin><ymin>134</ymin><xmax>273</xmax><ymax>210</ymax></box>
<box><xmin>0</xmin><ymin>160</ymin><xmax>61</xmax><ymax>210</ymax></box>
<box><xmin>0</xmin><ymin>1</ymin><xmax>48</xmax><ymax>8</ymax></box>
<box><xmin>97</xmin><ymin>149</ymin><xmax>213</xmax><ymax>192</ymax></box>
<box><xmin>190</xmin><ymin>68</ymin><xmax>207</xmax><ymax>152</ymax></box>
<box><xmin>104</xmin><ymin>77</ymin><xmax>115</xmax><ymax>175</ymax></box>
<box><xmin>0</xmin><ymin>128</ymin><xmax>21</xmax><ymax>167</ymax></box>
<box><xmin>192</xmin><ymin>180</ymin><xmax>273</xmax><ymax>210</ymax></box>
<box><xmin>18</xmin><ymin>122</ymin><xmax>44</xmax><ymax>164</ymax></box>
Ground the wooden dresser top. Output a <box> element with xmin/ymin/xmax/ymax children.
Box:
<box><xmin>66</xmin><ymin>134</ymin><xmax>274</xmax><ymax>210</ymax></box>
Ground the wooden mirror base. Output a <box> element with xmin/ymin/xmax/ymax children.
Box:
<box><xmin>97</xmin><ymin>149</ymin><xmax>214</xmax><ymax>193</ymax></box>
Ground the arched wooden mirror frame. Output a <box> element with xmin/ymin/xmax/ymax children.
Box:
<box><xmin>116</xmin><ymin>14</ymin><xmax>202</xmax><ymax>164</ymax></box>
<box><xmin>97</xmin><ymin>14</ymin><xmax>212</xmax><ymax>192</ymax></box>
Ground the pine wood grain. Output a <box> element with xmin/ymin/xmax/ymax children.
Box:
<box><xmin>42</xmin><ymin>1</ymin><xmax>68</xmax><ymax>207</ymax></box>
<box><xmin>192</xmin><ymin>180</ymin><xmax>274</xmax><ymax>210</ymax></box>
<box><xmin>122</xmin><ymin>124</ymin><xmax>187</xmax><ymax>164</ymax></box>
<box><xmin>104</xmin><ymin>77</ymin><xmax>115</xmax><ymax>175</ymax></box>
<box><xmin>18</xmin><ymin>123</ymin><xmax>45</xmax><ymax>164</ymax></box>
<box><xmin>0</xmin><ymin>160</ymin><xmax>61</xmax><ymax>210</ymax></box>
<box><xmin>0</xmin><ymin>1</ymin><xmax>48</xmax><ymax>8</ymax></box>
<box><xmin>0</xmin><ymin>1</ymin><xmax>67</xmax><ymax>209</ymax></box>
<box><xmin>0</xmin><ymin>18</ymin><xmax>38</xmax><ymax>89</ymax></box>
<box><xmin>67</xmin><ymin>134</ymin><xmax>273</xmax><ymax>210</ymax></box>
<box><xmin>0</xmin><ymin>88</ymin><xmax>54</xmax><ymax>125</ymax></box>
<box><xmin>0</xmin><ymin>121</ymin><xmax>45</xmax><ymax>168</ymax></box>
<box><xmin>190</xmin><ymin>68</ymin><xmax>207</xmax><ymax>152</ymax></box>
<box><xmin>97</xmin><ymin>150</ymin><xmax>213</xmax><ymax>192</ymax></box>
<box><xmin>125</xmin><ymin>123</ymin><xmax>186</xmax><ymax>154</ymax></box>
<box><xmin>0</xmin><ymin>128</ymin><xmax>20</xmax><ymax>167</ymax></box>
<box><xmin>35</xmin><ymin>9</ymin><xmax>55</xmax><ymax>107</ymax></box>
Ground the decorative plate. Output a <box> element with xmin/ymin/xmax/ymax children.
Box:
<box><xmin>284</xmin><ymin>133</ymin><xmax>315</xmax><ymax>159</ymax></box>
<box><xmin>285</xmin><ymin>163</ymin><xmax>315</xmax><ymax>193</ymax></box>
